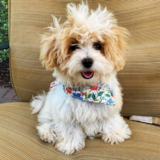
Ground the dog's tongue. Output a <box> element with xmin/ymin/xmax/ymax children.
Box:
<box><xmin>82</xmin><ymin>71</ymin><xmax>94</xmax><ymax>79</ymax></box>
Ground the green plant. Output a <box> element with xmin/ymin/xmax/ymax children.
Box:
<box><xmin>0</xmin><ymin>0</ymin><xmax>9</xmax><ymax>62</ymax></box>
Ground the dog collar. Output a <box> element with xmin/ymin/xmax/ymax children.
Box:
<box><xmin>50</xmin><ymin>81</ymin><xmax>115</xmax><ymax>106</ymax></box>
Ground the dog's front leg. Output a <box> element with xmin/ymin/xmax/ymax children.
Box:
<box><xmin>36</xmin><ymin>122</ymin><xmax>56</xmax><ymax>144</ymax></box>
<box><xmin>102</xmin><ymin>114</ymin><xmax>132</xmax><ymax>144</ymax></box>
<box><xmin>54</xmin><ymin>122</ymin><xmax>86</xmax><ymax>155</ymax></box>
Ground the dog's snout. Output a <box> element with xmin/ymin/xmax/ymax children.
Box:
<box><xmin>82</xmin><ymin>58</ymin><xmax>93</xmax><ymax>68</ymax></box>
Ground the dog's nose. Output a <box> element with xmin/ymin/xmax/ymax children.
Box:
<box><xmin>82</xmin><ymin>58</ymin><xmax>93</xmax><ymax>68</ymax></box>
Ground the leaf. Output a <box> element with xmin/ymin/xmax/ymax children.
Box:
<box><xmin>92</xmin><ymin>94</ymin><xmax>96</xmax><ymax>101</ymax></box>
<box><xmin>98</xmin><ymin>91</ymin><xmax>104</xmax><ymax>97</ymax></box>
<box><xmin>88</xmin><ymin>90</ymin><xmax>92</xmax><ymax>93</ymax></box>
<box><xmin>0</xmin><ymin>0</ymin><xmax>9</xmax><ymax>63</ymax></box>
<box><xmin>88</xmin><ymin>94</ymin><xmax>91</xmax><ymax>99</ymax></box>
<box><xmin>105</xmin><ymin>94</ymin><xmax>111</xmax><ymax>97</ymax></box>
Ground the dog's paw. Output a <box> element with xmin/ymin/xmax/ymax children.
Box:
<box><xmin>55</xmin><ymin>140</ymin><xmax>85</xmax><ymax>155</ymax></box>
<box><xmin>102</xmin><ymin>126</ymin><xmax>131</xmax><ymax>145</ymax></box>
<box><xmin>37</xmin><ymin>123</ymin><xmax>56</xmax><ymax>144</ymax></box>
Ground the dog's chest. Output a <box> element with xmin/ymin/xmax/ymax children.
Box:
<box><xmin>68</xmin><ymin>97</ymin><xmax>110</xmax><ymax>123</ymax></box>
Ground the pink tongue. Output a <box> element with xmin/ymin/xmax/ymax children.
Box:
<box><xmin>82</xmin><ymin>71</ymin><xmax>93</xmax><ymax>78</ymax></box>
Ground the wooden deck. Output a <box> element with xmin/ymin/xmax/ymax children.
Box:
<box><xmin>0</xmin><ymin>87</ymin><xmax>19</xmax><ymax>103</ymax></box>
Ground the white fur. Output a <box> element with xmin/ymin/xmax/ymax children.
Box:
<box><xmin>31</xmin><ymin>73</ymin><xmax>131</xmax><ymax>155</ymax></box>
<box><xmin>31</xmin><ymin>2</ymin><xmax>131</xmax><ymax>155</ymax></box>
<box><xmin>31</xmin><ymin>91</ymin><xmax>46</xmax><ymax>114</ymax></box>
<box><xmin>66</xmin><ymin>2</ymin><xmax>117</xmax><ymax>35</ymax></box>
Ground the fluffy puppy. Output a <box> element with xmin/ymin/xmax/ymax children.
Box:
<box><xmin>31</xmin><ymin>2</ymin><xmax>131</xmax><ymax>155</ymax></box>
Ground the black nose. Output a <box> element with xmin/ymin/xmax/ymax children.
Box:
<box><xmin>82</xmin><ymin>58</ymin><xmax>93</xmax><ymax>68</ymax></box>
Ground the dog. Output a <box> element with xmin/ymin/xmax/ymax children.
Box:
<box><xmin>31</xmin><ymin>2</ymin><xmax>131</xmax><ymax>155</ymax></box>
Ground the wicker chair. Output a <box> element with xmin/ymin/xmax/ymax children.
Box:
<box><xmin>1</xmin><ymin>0</ymin><xmax>160</xmax><ymax>159</ymax></box>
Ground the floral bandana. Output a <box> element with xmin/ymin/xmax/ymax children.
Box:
<box><xmin>50</xmin><ymin>81</ymin><xmax>115</xmax><ymax>106</ymax></box>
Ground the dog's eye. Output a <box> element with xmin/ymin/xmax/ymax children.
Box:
<box><xmin>70</xmin><ymin>45</ymin><xmax>79</xmax><ymax>51</ymax></box>
<box><xmin>93</xmin><ymin>43</ymin><xmax>101</xmax><ymax>50</ymax></box>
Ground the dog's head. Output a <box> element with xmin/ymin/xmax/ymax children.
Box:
<box><xmin>40</xmin><ymin>2</ymin><xmax>129</xmax><ymax>87</ymax></box>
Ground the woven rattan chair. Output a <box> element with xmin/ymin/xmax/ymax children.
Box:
<box><xmin>1</xmin><ymin>0</ymin><xmax>160</xmax><ymax>159</ymax></box>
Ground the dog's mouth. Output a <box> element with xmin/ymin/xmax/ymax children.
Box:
<box><xmin>81</xmin><ymin>71</ymin><xmax>94</xmax><ymax>79</ymax></box>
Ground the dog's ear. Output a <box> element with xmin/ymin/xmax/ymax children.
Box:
<box><xmin>104</xmin><ymin>27</ymin><xmax>129</xmax><ymax>72</ymax></box>
<box><xmin>40</xmin><ymin>15</ymin><xmax>63</xmax><ymax>71</ymax></box>
<box><xmin>40</xmin><ymin>33</ymin><xmax>59</xmax><ymax>70</ymax></box>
